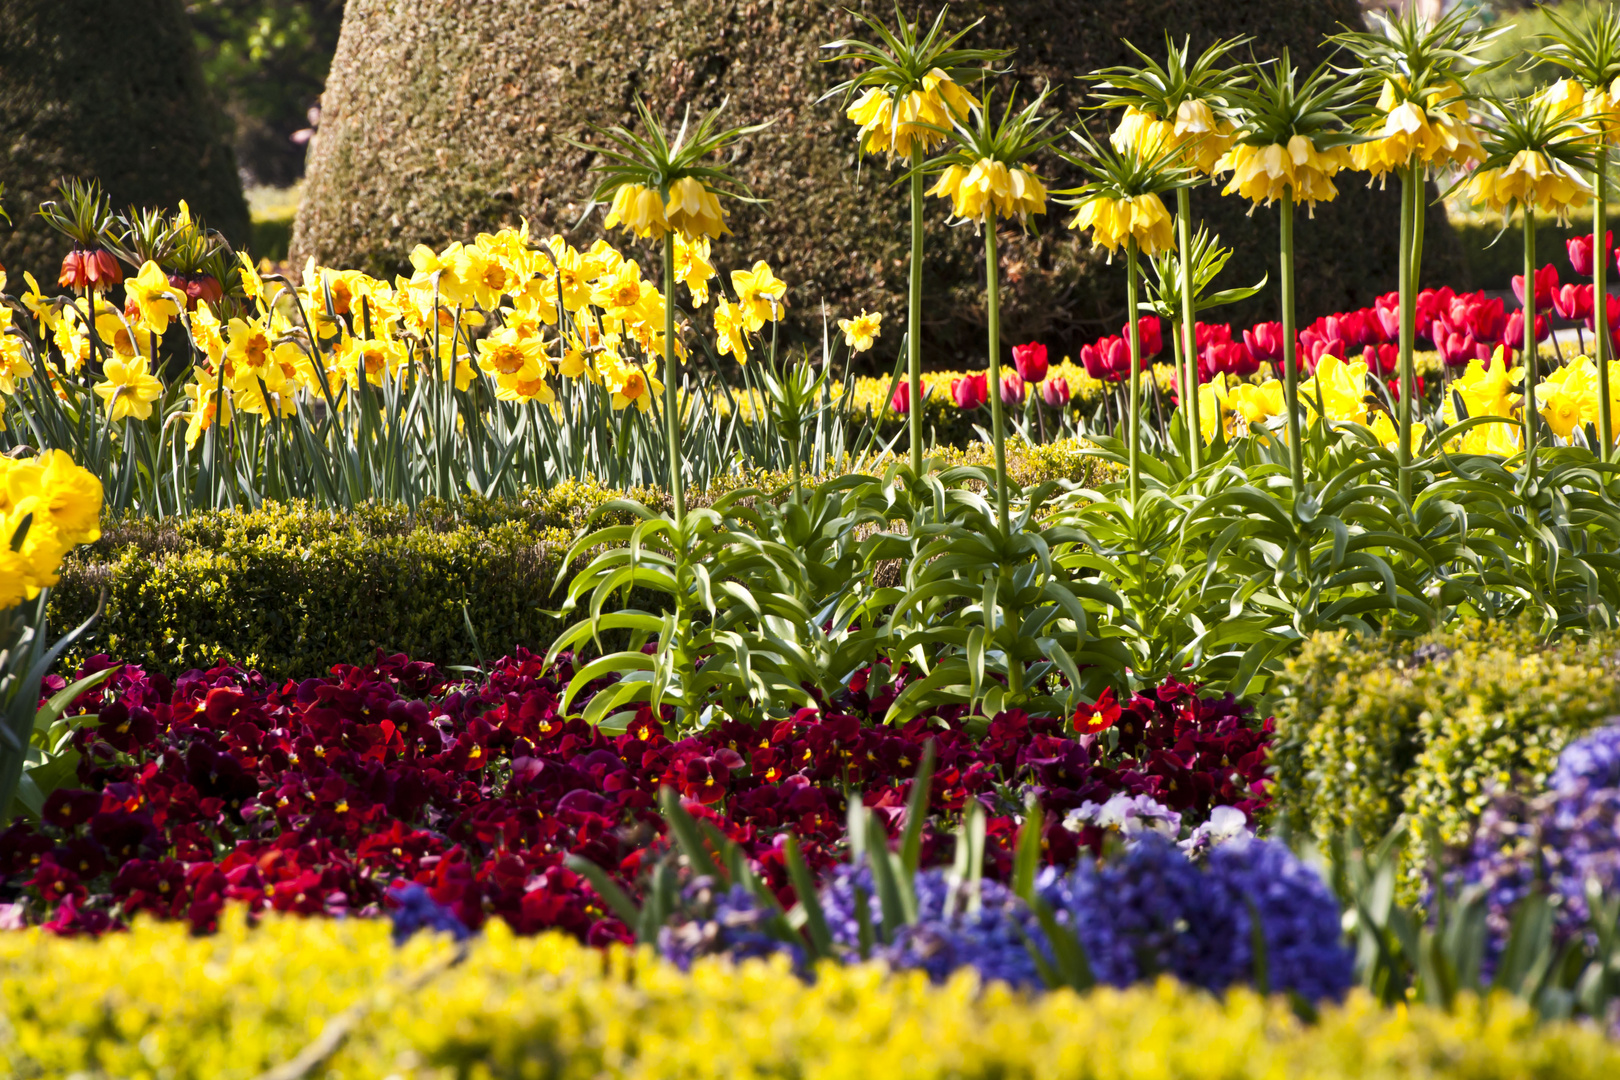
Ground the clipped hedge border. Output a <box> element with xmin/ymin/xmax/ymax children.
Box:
<box><xmin>47</xmin><ymin>442</ymin><xmax>1120</xmax><ymax>679</ymax></box>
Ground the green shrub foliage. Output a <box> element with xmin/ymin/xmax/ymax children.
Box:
<box><xmin>1272</xmin><ymin>621</ymin><xmax>1620</xmax><ymax>884</ymax></box>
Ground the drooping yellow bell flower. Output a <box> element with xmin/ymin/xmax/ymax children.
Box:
<box><xmin>123</xmin><ymin>260</ymin><xmax>181</xmax><ymax>336</ymax></box>
<box><xmin>837</xmin><ymin>311</ymin><xmax>883</xmax><ymax>354</ymax></box>
<box><xmin>1112</xmin><ymin>100</ymin><xmax>1235</xmax><ymax>176</ymax></box>
<box><xmin>1068</xmin><ymin>192</ymin><xmax>1174</xmax><ymax>257</ymax></box>
<box><xmin>847</xmin><ymin>69</ymin><xmax>979</xmax><ymax>160</ymax></box>
<box><xmin>603</xmin><ymin>184</ymin><xmax>670</xmax><ymax>241</ymax></box>
<box><xmin>93</xmin><ymin>354</ymin><xmax>164</xmax><ymax>422</ymax></box>
<box><xmin>926</xmin><ymin>158</ymin><xmax>1048</xmax><ymax>225</ymax></box>
<box><xmin>664</xmin><ymin>177</ymin><xmax>730</xmax><ymax>240</ymax></box>
<box><xmin>1540</xmin><ymin>78</ymin><xmax>1588</xmax><ymax>122</ymax></box>
<box><xmin>1218</xmin><ymin>136</ymin><xmax>1353</xmax><ymax>212</ymax></box>
<box><xmin>1468</xmin><ymin>148</ymin><xmax>1591</xmax><ymax>218</ymax></box>
<box><xmin>1351</xmin><ymin>78</ymin><xmax>1485</xmax><ymax>179</ymax></box>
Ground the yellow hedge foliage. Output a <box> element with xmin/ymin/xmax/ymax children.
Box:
<box><xmin>3</xmin><ymin>910</ymin><xmax>1617</xmax><ymax>1080</ymax></box>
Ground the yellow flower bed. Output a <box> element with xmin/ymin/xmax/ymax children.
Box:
<box><xmin>3</xmin><ymin>910</ymin><xmax>1618</xmax><ymax>1080</ymax></box>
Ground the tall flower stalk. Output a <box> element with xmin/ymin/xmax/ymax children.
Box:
<box><xmin>1466</xmin><ymin>94</ymin><xmax>1593</xmax><ymax>471</ymax></box>
<box><xmin>822</xmin><ymin>5</ymin><xmax>1009</xmax><ymax>477</ymax></box>
<box><xmin>1217</xmin><ymin>53</ymin><xmax>1358</xmax><ymax>498</ymax></box>
<box><xmin>572</xmin><ymin>99</ymin><xmax>767</xmax><ymax>520</ymax></box>
<box><xmin>924</xmin><ymin>88</ymin><xmax>1058</xmax><ymax>531</ymax></box>
<box><xmin>1091</xmin><ymin>35</ymin><xmax>1247</xmax><ymax>474</ymax></box>
<box><xmin>1539</xmin><ymin>4</ymin><xmax>1620</xmax><ymax>460</ymax></box>
<box><xmin>1334</xmin><ymin>6</ymin><xmax>1497</xmax><ymax>501</ymax></box>
<box><xmin>1060</xmin><ymin>133</ymin><xmax>1190</xmax><ymax>502</ymax></box>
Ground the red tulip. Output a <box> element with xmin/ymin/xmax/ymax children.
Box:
<box><xmin>890</xmin><ymin>379</ymin><xmax>913</xmax><ymax>415</ymax></box>
<box><xmin>1511</xmin><ymin>263</ymin><xmax>1559</xmax><ymax>314</ymax></box>
<box><xmin>1553</xmin><ymin>283</ymin><xmax>1594</xmax><ymax>322</ymax></box>
<box><xmin>1041</xmin><ymin>376</ymin><xmax>1070</xmax><ymax>408</ymax></box>
<box><xmin>1585</xmin><ymin>293</ymin><xmax>1620</xmax><ymax>333</ymax></box>
<box><xmin>1569</xmin><ymin>231</ymin><xmax>1612</xmax><ymax>277</ymax></box>
<box><xmin>1386</xmin><ymin>373</ymin><xmax>1426</xmax><ymax>401</ymax></box>
<box><xmin>1465</xmin><ymin>294</ymin><xmax>1507</xmax><ymax>344</ymax></box>
<box><xmin>1012</xmin><ymin>341</ymin><xmax>1049</xmax><ymax>383</ymax></box>
<box><xmin>1363</xmin><ymin>343</ymin><xmax>1398</xmax><ymax>375</ymax></box>
<box><xmin>951</xmin><ymin>373</ymin><xmax>988</xmax><ymax>409</ymax></box>
<box><xmin>1436</xmin><ymin>330</ymin><xmax>1478</xmax><ymax>369</ymax></box>
<box><xmin>1130</xmin><ymin>316</ymin><xmax>1164</xmax><ymax>359</ymax></box>
<box><xmin>1211</xmin><ymin>341</ymin><xmax>1258</xmax><ymax>378</ymax></box>
<box><xmin>1242</xmin><ymin>321</ymin><xmax>1286</xmax><ymax>364</ymax></box>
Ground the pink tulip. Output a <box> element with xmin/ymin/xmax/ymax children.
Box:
<box><xmin>951</xmin><ymin>373</ymin><xmax>988</xmax><ymax>410</ymax></box>
<box><xmin>890</xmin><ymin>379</ymin><xmax>914</xmax><ymax>415</ymax></box>
<box><xmin>1569</xmin><ymin>231</ymin><xmax>1612</xmax><ymax>277</ymax></box>
<box><xmin>1505</xmin><ymin>309</ymin><xmax>1551</xmax><ymax>347</ymax></box>
<box><xmin>1436</xmin><ymin>329</ymin><xmax>1478</xmax><ymax>369</ymax></box>
<box><xmin>1242</xmin><ymin>321</ymin><xmax>1286</xmax><ymax>364</ymax></box>
<box><xmin>1012</xmin><ymin>341</ymin><xmax>1049</xmax><ymax>383</ymax></box>
<box><xmin>1041</xmin><ymin>376</ymin><xmax>1070</xmax><ymax>408</ymax></box>
<box><xmin>1511</xmin><ymin>263</ymin><xmax>1559</xmax><ymax>314</ymax></box>
<box><xmin>1000</xmin><ymin>371</ymin><xmax>1026</xmax><ymax>406</ymax></box>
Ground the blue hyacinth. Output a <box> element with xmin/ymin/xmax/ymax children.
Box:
<box><xmin>386</xmin><ymin>882</ymin><xmax>471</xmax><ymax>945</ymax></box>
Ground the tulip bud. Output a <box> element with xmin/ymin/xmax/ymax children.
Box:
<box><xmin>1554</xmin><ymin>283</ymin><xmax>1594</xmax><ymax>322</ymax></box>
<box><xmin>1129</xmin><ymin>316</ymin><xmax>1163</xmax><ymax>359</ymax></box>
<box><xmin>1568</xmin><ymin>231</ymin><xmax>1612</xmax><ymax>277</ymax></box>
<box><xmin>1511</xmin><ymin>264</ymin><xmax>1559</xmax><ymax>314</ymax></box>
<box><xmin>1041</xmin><ymin>376</ymin><xmax>1069</xmax><ymax>408</ymax></box>
<box><xmin>1000</xmin><ymin>371</ymin><xmax>1025</xmax><ymax>406</ymax></box>
<box><xmin>1012</xmin><ymin>341</ymin><xmax>1048</xmax><ymax>383</ymax></box>
<box><xmin>890</xmin><ymin>379</ymin><xmax>912</xmax><ymax>415</ymax></box>
<box><xmin>1505</xmin><ymin>309</ymin><xmax>1551</xmax><ymax>347</ymax></box>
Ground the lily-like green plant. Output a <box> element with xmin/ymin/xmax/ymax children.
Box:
<box><xmin>1538</xmin><ymin>2</ymin><xmax>1620</xmax><ymax>459</ymax></box>
<box><xmin>1217</xmin><ymin>51</ymin><xmax>1361</xmax><ymax>499</ymax></box>
<box><xmin>1090</xmin><ymin>33</ymin><xmax>1249</xmax><ymax>473</ymax></box>
<box><xmin>1333</xmin><ymin>6</ymin><xmax>1502</xmax><ymax>500</ymax></box>
<box><xmin>822</xmin><ymin>4</ymin><xmax>1010</xmax><ymax>478</ymax></box>
<box><xmin>923</xmin><ymin>84</ymin><xmax>1061</xmax><ymax>531</ymax></box>
<box><xmin>570</xmin><ymin>97</ymin><xmax>769</xmax><ymax>522</ymax></box>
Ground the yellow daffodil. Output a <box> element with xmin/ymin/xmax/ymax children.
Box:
<box><xmin>1197</xmin><ymin>379</ymin><xmax>1232</xmax><ymax>443</ymax></box>
<box><xmin>1536</xmin><ymin>354</ymin><xmax>1601</xmax><ymax>439</ymax></box>
<box><xmin>1229</xmin><ymin>380</ymin><xmax>1288</xmax><ymax>430</ymax></box>
<box><xmin>93</xmin><ymin>355</ymin><xmax>164</xmax><ymax>422</ymax></box>
<box><xmin>730</xmin><ymin>261</ymin><xmax>787</xmax><ymax>331</ymax></box>
<box><xmin>335</xmin><ymin>335</ymin><xmax>407</xmax><ymax>387</ymax></box>
<box><xmin>1442</xmin><ymin>349</ymin><xmax>1524</xmax><ymax>424</ymax></box>
<box><xmin>675</xmin><ymin>234</ymin><xmax>716</xmax><ymax>305</ymax></box>
<box><xmin>182</xmin><ymin>369</ymin><xmax>233</xmax><ymax>450</ymax></box>
<box><xmin>590</xmin><ymin>261</ymin><xmax>649</xmax><ymax>321</ymax></box>
<box><xmin>474</xmin><ymin>327</ymin><xmax>547</xmax><ymax>383</ymax></box>
<box><xmin>603</xmin><ymin>183</ymin><xmax>669</xmax><ymax>241</ymax></box>
<box><xmin>838</xmin><ymin>311</ymin><xmax>883</xmax><ymax>354</ymax></box>
<box><xmin>1370</xmin><ymin>412</ymin><xmax>1428</xmax><ymax>455</ymax></box>
<box><xmin>493</xmin><ymin>370</ymin><xmax>557</xmax><ymax>405</ymax></box>
<box><xmin>601</xmin><ymin>356</ymin><xmax>662</xmax><ymax>412</ymax></box>
<box><xmin>224</xmin><ymin>317</ymin><xmax>274</xmax><ymax>374</ymax></box>
<box><xmin>1068</xmin><ymin>192</ymin><xmax>1174</xmax><ymax>257</ymax></box>
<box><xmin>714</xmin><ymin>299</ymin><xmax>750</xmax><ymax>360</ymax></box>
<box><xmin>1300</xmin><ymin>353</ymin><xmax>1371</xmax><ymax>426</ymax></box>
<box><xmin>91</xmin><ymin>302</ymin><xmax>153</xmax><ymax>362</ymax></box>
<box><xmin>123</xmin><ymin>260</ymin><xmax>181</xmax><ymax>335</ymax></box>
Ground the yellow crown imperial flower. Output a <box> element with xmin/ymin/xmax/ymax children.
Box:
<box><xmin>1219</xmin><ymin>136</ymin><xmax>1353</xmax><ymax>212</ymax></box>
<box><xmin>1468</xmin><ymin>147</ymin><xmax>1591</xmax><ymax>218</ymax></box>
<box><xmin>846</xmin><ymin>69</ymin><xmax>979</xmax><ymax>160</ymax></box>
<box><xmin>603</xmin><ymin>183</ymin><xmax>670</xmax><ymax>241</ymax></box>
<box><xmin>1112</xmin><ymin>101</ymin><xmax>1235</xmax><ymax>177</ymax></box>
<box><xmin>1068</xmin><ymin>192</ymin><xmax>1174</xmax><ymax>257</ymax></box>
<box><xmin>1350</xmin><ymin>79</ymin><xmax>1485</xmax><ymax>178</ymax></box>
<box><xmin>664</xmin><ymin>176</ymin><xmax>731</xmax><ymax>240</ymax></box>
<box><xmin>927</xmin><ymin>158</ymin><xmax>1048</xmax><ymax>225</ymax></box>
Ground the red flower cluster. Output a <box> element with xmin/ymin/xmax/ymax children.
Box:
<box><xmin>1079</xmin><ymin>317</ymin><xmax>1164</xmax><ymax>383</ymax></box>
<box><xmin>0</xmin><ymin>653</ymin><xmax>1274</xmax><ymax>940</ymax></box>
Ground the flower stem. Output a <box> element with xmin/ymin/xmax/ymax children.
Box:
<box><xmin>1397</xmin><ymin>167</ymin><xmax>1415</xmax><ymax>503</ymax></box>
<box><xmin>663</xmin><ymin>229</ymin><xmax>684</xmax><ymax>521</ymax></box>
<box><xmin>985</xmin><ymin>213</ymin><xmax>1009</xmax><ymax>533</ymax></box>
<box><xmin>1176</xmin><ymin>186</ymin><xmax>1200</xmax><ymax>474</ymax></box>
<box><xmin>909</xmin><ymin>145</ymin><xmax>926</xmax><ymax>477</ymax></box>
<box><xmin>1522</xmin><ymin>207</ymin><xmax>1538</xmax><ymax>473</ymax></box>
<box><xmin>1597</xmin><ymin>152</ymin><xmax>1612</xmax><ymax>460</ymax></box>
<box><xmin>1280</xmin><ymin>195</ymin><xmax>1303</xmax><ymax>497</ymax></box>
<box><xmin>1126</xmin><ymin>237</ymin><xmax>1143</xmax><ymax>504</ymax></box>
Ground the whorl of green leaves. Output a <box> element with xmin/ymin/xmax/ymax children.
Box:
<box><xmin>819</xmin><ymin>3</ymin><xmax>1010</xmax><ymax>108</ymax></box>
<box><xmin>926</xmin><ymin>83</ymin><xmax>1063</xmax><ymax>175</ymax></box>
<box><xmin>570</xmin><ymin>97</ymin><xmax>769</xmax><ymax>206</ymax></box>
<box><xmin>1331</xmin><ymin>4</ymin><xmax>1505</xmax><ymax>121</ymax></box>
<box><xmin>1222</xmin><ymin>50</ymin><xmax>1362</xmax><ymax>152</ymax></box>
<box><xmin>1054</xmin><ymin>127</ymin><xmax>1196</xmax><ymax>208</ymax></box>
<box><xmin>1089</xmin><ymin>33</ymin><xmax>1250</xmax><ymax>123</ymax></box>
<box><xmin>1536</xmin><ymin>2</ymin><xmax>1620</xmax><ymax>90</ymax></box>
<box><xmin>1142</xmin><ymin>227</ymin><xmax>1266</xmax><ymax>324</ymax></box>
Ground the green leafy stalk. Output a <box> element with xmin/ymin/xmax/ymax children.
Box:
<box><xmin>985</xmin><ymin>214</ymin><xmax>1009</xmax><ymax>531</ymax></box>
<box><xmin>1125</xmin><ymin>238</ymin><xmax>1144</xmax><ymax>503</ymax></box>
<box><xmin>1398</xmin><ymin>166</ymin><xmax>1416</xmax><ymax>502</ymax></box>
<box><xmin>1280</xmin><ymin>194</ymin><xmax>1303</xmax><ymax>496</ymax></box>
<box><xmin>1176</xmin><ymin>186</ymin><xmax>1201</xmax><ymax>472</ymax></box>
<box><xmin>662</xmin><ymin>228</ymin><xmax>683</xmax><ymax>520</ymax></box>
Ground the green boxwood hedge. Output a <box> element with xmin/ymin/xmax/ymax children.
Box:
<box><xmin>47</xmin><ymin>442</ymin><xmax>1118</xmax><ymax>679</ymax></box>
